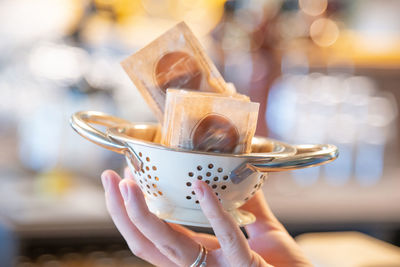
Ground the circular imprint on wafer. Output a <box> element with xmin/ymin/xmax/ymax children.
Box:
<box><xmin>154</xmin><ymin>51</ymin><xmax>202</xmax><ymax>93</ymax></box>
<box><xmin>191</xmin><ymin>114</ymin><xmax>239</xmax><ymax>153</ymax></box>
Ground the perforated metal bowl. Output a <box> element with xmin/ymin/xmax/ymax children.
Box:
<box><xmin>70</xmin><ymin>111</ymin><xmax>338</xmax><ymax>227</ymax></box>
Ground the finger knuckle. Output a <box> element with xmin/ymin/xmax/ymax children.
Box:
<box><xmin>158</xmin><ymin>244</ymin><xmax>181</xmax><ymax>262</ymax></box>
<box><xmin>248</xmin><ymin>255</ymin><xmax>260</xmax><ymax>267</ymax></box>
<box><xmin>128</xmin><ymin>243</ymin><xmax>147</xmax><ymax>259</ymax></box>
<box><xmin>219</xmin><ymin>231</ymin><xmax>238</xmax><ymax>249</ymax></box>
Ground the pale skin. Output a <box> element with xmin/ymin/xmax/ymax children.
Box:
<box><xmin>101</xmin><ymin>168</ymin><xmax>312</xmax><ymax>267</ymax></box>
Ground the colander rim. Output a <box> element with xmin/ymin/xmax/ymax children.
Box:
<box><xmin>107</xmin><ymin>123</ymin><xmax>297</xmax><ymax>160</ymax></box>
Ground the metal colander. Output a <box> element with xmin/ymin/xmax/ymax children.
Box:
<box><xmin>70</xmin><ymin>111</ymin><xmax>338</xmax><ymax>227</ymax></box>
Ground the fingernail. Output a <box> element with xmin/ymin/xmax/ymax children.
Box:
<box><xmin>101</xmin><ymin>173</ymin><xmax>109</xmax><ymax>191</ymax></box>
<box><xmin>194</xmin><ymin>184</ymin><xmax>204</xmax><ymax>200</ymax></box>
<box><xmin>119</xmin><ymin>182</ymin><xmax>130</xmax><ymax>202</ymax></box>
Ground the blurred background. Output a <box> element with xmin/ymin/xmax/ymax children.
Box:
<box><xmin>0</xmin><ymin>0</ymin><xmax>399</xmax><ymax>266</ymax></box>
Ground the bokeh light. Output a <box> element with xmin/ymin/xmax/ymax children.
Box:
<box><xmin>310</xmin><ymin>18</ymin><xmax>340</xmax><ymax>47</ymax></box>
<box><xmin>299</xmin><ymin>0</ymin><xmax>328</xmax><ymax>16</ymax></box>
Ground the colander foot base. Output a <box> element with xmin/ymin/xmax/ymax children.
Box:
<box><xmin>145</xmin><ymin>197</ymin><xmax>256</xmax><ymax>227</ymax></box>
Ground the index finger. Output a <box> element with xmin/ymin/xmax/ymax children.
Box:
<box><xmin>193</xmin><ymin>180</ymin><xmax>253</xmax><ymax>267</ymax></box>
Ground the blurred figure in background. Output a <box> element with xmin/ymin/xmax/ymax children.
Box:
<box><xmin>211</xmin><ymin>0</ymin><xmax>283</xmax><ymax>136</ymax></box>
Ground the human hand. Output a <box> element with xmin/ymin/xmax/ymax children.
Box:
<box><xmin>100</xmin><ymin>168</ymin><xmax>312</xmax><ymax>267</ymax></box>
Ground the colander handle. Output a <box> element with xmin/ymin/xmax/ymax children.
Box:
<box><xmin>254</xmin><ymin>144</ymin><xmax>338</xmax><ymax>172</ymax></box>
<box><xmin>70</xmin><ymin>111</ymin><xmax>131</xmax><ymax>154</ymax></box>
<box><xmin>231</xmin><ymin>144</ymin><xmax>338</xmax><ymax>183</ymax></box>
